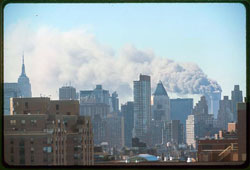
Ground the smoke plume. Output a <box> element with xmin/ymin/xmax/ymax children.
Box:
<box><xmin>4</xmin><ymin>22</ymin><xmax>221</xmax><ymax>103</ymax></box>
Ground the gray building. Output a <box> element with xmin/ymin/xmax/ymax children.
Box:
<box><xmin>170</xmin><ymin>98</ymin><xmax>193</xmax><ymax>125</ymax></box>
<box><xmin>121</xmin><ymin>102</ymin><xmax>134</xmax><ymax>147</ymax></box>
<box><xmin>231</xmin><ymin>85</ymin><xmax>243</xmax><ymax>122</ymax></box>
<box><xmin>59</xmin><ymin>86</ymin><xmax>76</xmax><ymax>100</ymax></box>
<box><xmin>133</xmin><ymin>74</ymin><xmax>151</xmax><ymax>145</ymax></box>
<box><xmin>217</xmin><ymin>96</ymin><xmax>233</xmax><ymax>130</ymax></box>
<box><xmin>163</xmin><ymin>120</ymin><xmax>184</xmax><ymax>145</ymax></box>
<box><xmin>4</xmin><ymin>54</ymin><xmax>32</xmax><ymax>115</ymax></box>
<box><xmin>186</xmin><ymin>114</ymin><xmax>196</xmax><ymax>148</ymax></box>
<box><xmin>110</xmin><ymin>91</ymin><xmax>119</xmax><ymax>113</ymax></box>
<box><xmin>193</xmin><ymin>96</ymin><xmax>214</xmax><ymax>138</ymax></box>
<box><xmin>204</xmin><ymin>91</ymin><xmax>221</xmax><ymax>119</ymax></box>
<box><xmin>152</xmin><ymin>81</ymin><xmax>170</xmax><ymax>122</ymax></box>
<box><xmin>17</xmin><ymin>55</ymin><xmax>32</xmax><ymax>98</ymax></box>
<box><xmin>4</xmin><ymin>83</ymin><xmax>21</xmax><ymax>114</ymax></box>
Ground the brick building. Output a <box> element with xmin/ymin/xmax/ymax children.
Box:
<box><xmin>4</xmin><ymin>97</ymin><xmax>94</xmax><ymax>166</ymax></box>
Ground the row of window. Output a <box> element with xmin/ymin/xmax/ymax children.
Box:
<box><xmin>9</xmin><ymin>119</ymin><xmax>37</xmax><ymax>125</ymax></box>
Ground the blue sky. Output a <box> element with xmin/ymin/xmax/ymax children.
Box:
<box><xmin>4</xmin><ymin>3</ymin><xmax>246</xmax><ymax>103</ymax></box>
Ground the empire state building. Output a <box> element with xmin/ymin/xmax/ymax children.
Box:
<box><xmin>18</xmin><ymin>54</ymin><xmax>32</xmax><ymax>97</ymax></box>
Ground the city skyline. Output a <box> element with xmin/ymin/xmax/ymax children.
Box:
<box><xmin>4</xmin><ymin>3</ymin><xmax>246</xmax><ymax>105</ymax></box>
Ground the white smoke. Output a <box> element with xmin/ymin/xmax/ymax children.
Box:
<box><xmin>4</xmin><ymin>22</ymin><xmax>221</xmax><ymax>103</ymax></box>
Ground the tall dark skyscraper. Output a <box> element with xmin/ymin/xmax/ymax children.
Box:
<box><xmin>17</xmin><ymin>54</ymin><xmax>32</xmax><ymax>97</ymax></box>
<box><xmin>133</xmin><ymin>74</ymin><xmax>151</xmax><ymax>144</ymax></box>
<box><xmin>110</xmin><ymin>91</ymin><xmax>119</xmax><ymax>113</ymax></box>
<box><xmin>121</xmin><ymin>102</ymin><xmax>134</xmax><ymax>147</ymax></box>
<box><xmin>231</xmin><ymin>85</ymin><xmax>243</xmax><ymax>122</ymax></box>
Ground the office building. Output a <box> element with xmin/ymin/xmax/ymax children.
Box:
<box><xmin>217</xmin><ymin>96</ymin><xmax>233</xmax><ymax>130</ymax></box>
<box><xmin>121</xmin><ymin>102</ymin><xmax>134</xmax><ymax>147</ymax></box>
<box><xmin>152</xmin><ymin>81</ymin><xmax>170</xmax><ymax>122</ymax></box>
<box><xmin>237</xmin><ymin>103</ymin><xmax>246</xmax><ymax>161</ymax></box>
<box><xmin>193</xmin><ymin>96</ymin><xmax>214</xmax><ymax>138</ymax></box>
<box><xmin>4</xmin><ymin>83</ymin><xmax>21</xmax><ymax>115</ymax></box>
<box><xmin>17</xmin><ymin>54</ymin><xmax>32</xmax><ymax>98</ymax></box>
<box><xmin>204</xmin><ymin>91</ymin><xmax>221</xmax><ymax>118</ymax></box>
<box><xmin>4</xmin><ymin>54</ymin><xmax>32</xmax><ymax>114</ymax></box>
<box><xmin>4</xmin><ymin>97</ymin><xmax>94</xmax><ymax>165</ymax></box>
<box><xmin>186</xmin><ymin>115</ymin><xmax>196</xmax><ymax>149</ymax></box>
<box><xmin>110</xmin><ymin>92</ymin><xmax>119</xmax><ymax>113</ymax></box>
<box><xmin>231</xmin><ymin>85</ymin><xmax>243</xmax><ymax>122</ymax></box>
<box><xmin>59</xmin><ymin>86</ymin><xmax>77</xmax><ymax>100</ymax></box>
<box><xmin>133</xmin><ymin>74</ymin><xmax>151</xmax><ymax>144</ymax></box>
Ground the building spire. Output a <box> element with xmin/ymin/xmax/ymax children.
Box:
<box><xmin>21</xmin><ymin>52</ymin><xmax>26</xmax><ymax>76</ymax></box>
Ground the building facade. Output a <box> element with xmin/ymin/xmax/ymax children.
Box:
<box><xmin>59</xmin><ymin>86</ymin><xmax>77</xmax><ymax>100</ymax></box>
<box><xmin>4</xmin><ymin>54</ymin><xmax>32</xmax><ymax>115</ymax></box>
<box><xmin>186</xmin><ymin>114</ymin><xmax>196</xmax><ymax>149</ymax></box>
<box><xmin>4</xmin><ymin>97</ymin><xmax>94</xmax><ymax>165</ymax></box>
<box><xmin>133</xmin><ymin>74</ymin><xmax>151</xmax><ymax>145</ymax></box>
<box><xmin>217</xmin><ymin>96</ymin><xmax>233</xmax><ymax>130</ymax></box>
<box><xmin>231</xmin><ymin>85</ymin><xmax>243</xmax><ymax>122</ymax></box>
<box><xmin>121</xmin><ymin>102</ymin><xmax>134</xmax><ymax>147</ymax></box>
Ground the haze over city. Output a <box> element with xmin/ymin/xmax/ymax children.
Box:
<box><xmin>4</xmin><ymin>3</ymin><xmax>246</xmax><ymax>104</ymax></box>
<box><xmin>3</xmin><ymin>2</ymin><xmax>247</xmax><ymax>166</ymax></box>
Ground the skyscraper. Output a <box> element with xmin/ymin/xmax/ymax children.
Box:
<box><xmin>4</xmin><ymin>54</ymin><xmax>32</xmax><ymax>114</ymax></box>
<box><xmin>4</xmin><ymin>83</ymin><xmax>21</xmax><ymax>114</ymax></box>
<box><xmin>186</xmin><ymin>115</ymin><xmax>196</xmax><ymax>148</ymax></box>
<box><xmin>121</xmin><ymin>102</ymin><xmax>134</xmax><ymax>147</ymax></box>
<box><xmin>133</xmin><ymin>74</ymin><xmax>151</xmax><ymax>144</ymax></box>
<box><xmin>59</xmin><ymin>85</ymin><xmax>77</xmax><ymax>100</ymax></box>
<box><xmin>204</xmin><ymin>91</ymin><xmax>221</xmax><ymax>119</ymax></box>
<box><xmin>231</xmin><ymin>85</ymin><xmax>243</xmax><ymax>122</ymax></box>
<box><xmin>152</xmin><ymin>81</ymin><xmax>170</xmax><ymax>122</ymax></box>
<box><xmin>192</xmin><ymin>96</ymin><xmax>214</xmax><ymax>138</ymax></box>
<box><xmin>170</xmin><ymin>98</ymin><xmax>193</xmax><ymax>141</ymax></box>
<box><xmin>17</xmin><ymin>54</ymin><xmax>32</xmax><ymax>97</ymax></box>
<box><xmin>217</xmin><ymin>96</ymin><xmax>233</xmax><ymax>130</ymax></box>
<box><xmin>110</xmin><ymin>91</ymin><xmax>119</xmax><ymax>113</ymax></box>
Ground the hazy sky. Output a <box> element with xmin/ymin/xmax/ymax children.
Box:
<box><xmin>4</xmin><ymin>3</ymin><xmax>246</xmax><ymax>105</ymax></box>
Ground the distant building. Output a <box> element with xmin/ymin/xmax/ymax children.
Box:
<box><xmin>4</xmin><ymin>54</ymin><xmax>32</xmax><ymax>115</ymax></box>
<box><xmin>170</xmin><ymin>98</ymin><xmax>193</xmax><ymax>125</ymax></box>
<box><xmin>110</xmin><ymin>92</ymin><xmax>119</xmax><ymax>113</ymax></box>
<box><xmin>151</xmin><ymin>81</ymin><xmax>170</xmax><ymax>146</ymax></box>
<box><xmin>80</xmin><ymin>85</ymin><xmax>110</xmax><ymax>105</ymax></box>
<box><xmin>17</xmin><ymin>55</ymin><xmax>32</xmax><ymax>98</ymax></box>
<box><xmin>106</xmin><ymin>114</ymin><xmax>124</xmax><ymax>150</ymax></box>
<box><xmin>231</xmin><ymin>85</ymin><xmax>243</xmax><ymax>122</ymax></box>
<box><xmin>204</xmin><ymin>91</ymin><xmax>221</xmax><ymax>119</ymax></box>
<box><xmin>59</xmin><ymin>86</ymin><xmax>76</xmax><ymax>100</ymax></box>
<box><xmin>121</xmin><ymin>102</ymin><xmax>134</xmax><ymax>147</ymax></box>
<box><xmin>217</xmin><ymin>96</ymin><xmax>233</xmax><ymax>130</ymax></box>
<box><xmin>133</xmin><ymin>74</ymin><xmax>151</xmax><ymax>145</ymax></box>
<box><xmin>152</xmin><ymin>81</ymin><xmax>170</xmax><ymax>122</ymax></box>
<box><xmin>186</xmin><ymin>115</ymin><xmax>196</xmax><ymax>148</ymax></box>
<box><xmin>170</xmin><ymin>98</ymin><xmax>193</xmax><ymax>141</ymax></box>
<box><xmin>4</xmin><ymin>97</ymin><xmax>94</xmax><ymax>165</ymax></box>
<box><xmin>193</xmin><ymin>96</ymin><xmax>214</xmax><ymax>138</ymax></box>
<box><xmin>4</xmin><ymin>83</ymin><xmax>21</xmax><ymax>114</ymax></box>
<box><xmin>163</xmin><ymin>120</ymin><xmax>184</xmax><ymax>145</ymax></box>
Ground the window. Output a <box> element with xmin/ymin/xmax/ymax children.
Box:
<box><xmin>10</xmin><ymin>139</ymin><xmax>14</xmax><ymax>145</ymax></box>
<box><xmin>10</xmin><ymin>147</ymin><xmax>14</xmax><ymax>154</ymax></box>
<box><xmin>31</xmin><ymin>119</ymin><xmax>37</xmax><ymax>125</ymax></box>
<box><xmin>10</xmin><ymin>155</ymin><xmax>14</xmax><ymax>163</ymax></box>
<box><xmin>56</xmin><ymin>104</ymin><xmax>59</xmax><ymax>110</ymax></box>
<box><xmin>30</xmin><ymin>138</ymin><xmax>34</xmax><ymax>144</ymax></box>
<box><xmin>21</xmin><ymin>120</ymin><xmax>25</xmax><ymax>125</ymax></box>
<box><xmin>25</xmin><ymin>102</ymin><xmax>28</xmax><ymax>108</ymax></box>
<box><xmin>30</xmin><ymin>147</ymin><xmax>34</xmax><ymax>153</ymax></box>
<box><xmin>10</xmin><ymin>120</ymin><xmax>16</xmax><ymax>125</ymax></box>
